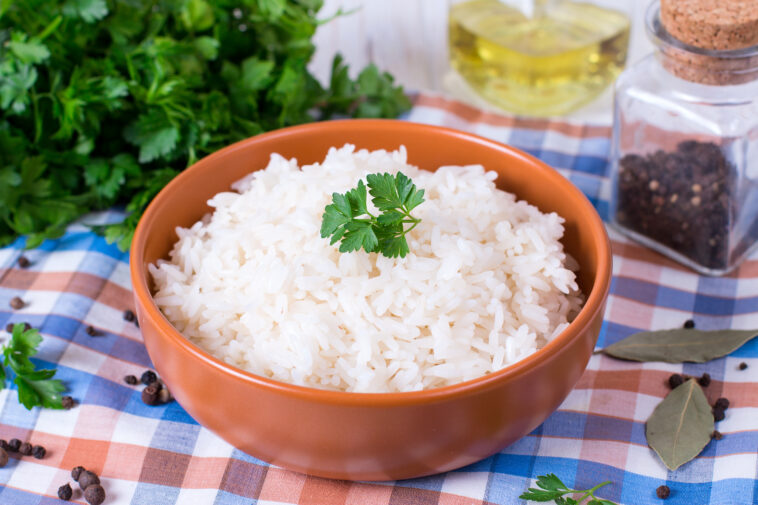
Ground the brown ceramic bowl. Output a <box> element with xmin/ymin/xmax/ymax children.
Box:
<box><xmin>130</xmin><ymin>119</ymin><xmax>611</xmax><ymax>481</ymax></box>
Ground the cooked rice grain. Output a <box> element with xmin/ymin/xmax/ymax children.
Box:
<box><xmin>149</xmin><ymin>145</ymin><xmax>583</xmax><ymax>392</ymax></box>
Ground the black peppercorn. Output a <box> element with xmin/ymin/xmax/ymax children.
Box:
<box><xmin>62</xmin><ymin>396</ymin><xmax>75</xmax><ymax>409</ymax></box>
<box><xmin>71</xmin><ymin>466</ymin><xmax>85</xmax><ymax>481</ymax></box>
<box><xmin>18</xmin><ymin>442</ymin><xmax>32</xmax><ymax>455</ymax></box>
<box><xmin>140</xmin><ymin>370</ymin><xmax>157</xmax><ymax>385</ymax></box>
<box><xmin>0</xmin><ymin>448</ymin><xmax>7</xmax><ymax>467</ymax></box>
<box><xmin>8</xmin><ymin>438</ymin><xmax>21</xmax><ymax>452</ymax></box>
<box><xmin>17</xmin><ymin>256</ymin><xmax>30</xmax><ymax>268</ymax></box>
<box><xmin>86</xmin><ymin>326</ymin><xmax>98</xmax><ymax>336</ymax></box>
<box><xmin>739</xmin><ymin>362</ymin><xmax>748</xmax><ymax>370</ymax></box>
<box><xmin>616</xmin><ymin>142</ymin><xmax>734</xmax><ymax>270</ymax></box>
<box><xmin>683</xmin><ymin>319</ymin><xmax>695</xmax><ymax>329</ymax></box>
<box><xmin>713</xmin><ymin>408</ymin><xmax>726</xmax><ymax>422</ymax></box>
<box><xmin>668</xmin><ymin>374</ymin><xmax>684</xmax><ymax>389</ymax></box>
<box><xmin>78</xmin><ymin>470</ymin><xmax>100</xmax><ymax>490</ymax></box>
<box><xmin>6</xmin><ymin>322</ymin><xmax>32</xmax><ymax>332</ymax></box>
<box><xmin>124</xmin><ymin>375</ymin><xmax>138</xmax><ymax>385</ymax></box>
<box><xmin>9</xmin><ymin>297</ymin><xmax>24</xmax><ymax>310</ymax></box>
<box><xmin>142</xmin><ymin>384</ymin><xmax>160</xmax><ymax>406</ymax></box>
<box><xmin>714</xmin><ymin>397</ymin><xmax>729</xmax><ymax>410</ymax></box>
<box><xmin>698</xmin><ymin>373</ymin><xmax>711</xmax><ymax>387</ymax></box>
<box><xmin>84</xmin><ymin>484</ymin><xmax>106</xmax><ymax>505</ymax></box>
<box><xmin>712</xmin><ymin>430</ymin><xmax>723</xmax><ymax>440</ymax></box>
<box><xmin>58</xmin><ymin>483</ymin><xmax>73</xmax><ymax>501</ymax></box>
<box><xmin>656</xmin><ymin>485</ymin><xmax>670</xmax><ymax>499</ymax></box>
<box><xmin>32</xmin><ymin>445</ymin><xmax>45</xmax><ymax>459</ymax></box>
<box><xmin>123</xmin><ymin>309</ymin><xmax>135</xmax><ymax>322</ymax></box>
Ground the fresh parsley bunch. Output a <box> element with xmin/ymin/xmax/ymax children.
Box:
<box><xmin>321</xmin><ymin>172</ymin><xmax>425</xmax><ymax>258</ymax></box>
<box><xmin>0</xmin><ymin>0</ymin><xmax>411</xmax><ymax>250</ymax></box>
<box><xmin>1</xmin><ymin>323</ymin><xmax>66</xmax><ymax>410</ymax></box>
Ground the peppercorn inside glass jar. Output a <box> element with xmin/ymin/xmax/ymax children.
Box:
<box><xmin>609</xmin><ymin>0</ymin><xmax>758</xmax><ymax>275</ymax></box>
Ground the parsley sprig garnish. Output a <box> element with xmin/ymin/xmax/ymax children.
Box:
<box><xmin>519</xmin><ymin>474</ymin><xmax>617</xmax><ymax>505</ymax></box>
<box><xmin>0</xmin><ymin>323</ymin><xmax>65</xmax><ymax>409</ymax></box>
<box><xmin>320</xmin><ymin>172</ymin><xmax>425</xmax><ymax>258</ymax></box>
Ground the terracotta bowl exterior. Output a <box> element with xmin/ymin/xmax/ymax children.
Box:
<box><xmin>130</xmin><ymin>119</ymin><xmax>612</xmax><ymax>481</ymax></box>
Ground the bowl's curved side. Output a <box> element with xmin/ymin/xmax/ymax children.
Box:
<box><xmin>130</xmin><ymin>119</ymin><xmax>612</xmax><ymax>481</ymax></box>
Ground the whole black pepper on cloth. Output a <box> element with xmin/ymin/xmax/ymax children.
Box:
<box><xmin>32</xmin><ymin>444</ymin><xmax>46</xmax><ymax>459</ymax></box>
<box><xmin>17</xmin><ymin>256</ymin><xmax>30</xmax><ymax>268</ymax></box>
<box><xmin>698</xmin><ymin>373</ymin><xmax>711</xmax><ymax>387</ymax></box>
<box><xmin>86</xmin><ymin>326</ymin><xmax>98</xmax><ymax>336</ymax></box>
<box><xmin>124</xmin><ymin>375</ymin><xmax>138</xmax><ymax>385</ymax></box>
<box><xmin>140</xmin><ymin>370</ymin><xmax>157</xmax><ymax>385</ymax></box>
<box><xmin>668</xmin><ymin>374</ymin><xmax>684</xmax><ymax>389</ymax></box>
<box><xmin>683</xmin><ymin>319</ymin><xmax>695</xmax><ymax>329</ymax></box>
<box><xmin>123</xmin><ymin>309</ymin><xmax>135</xmax><ymax>322</ymax></box>
<box><xmin>714</xmin><ymin>397</ymin><xmax>729</xmax><ymax>410</ymax></box>
<box><xmin>713</xmin><ymin>408</ymin><xmax>726</xmax><ymax>422</ymax></box>
<box><xmin>8</xmin><ymin>438</ymin><xmax>21</xmax><ymax>452</ymax></box>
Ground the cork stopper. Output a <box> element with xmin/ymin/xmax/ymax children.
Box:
<box><xmin>660</xmin><ymin>0</ymin><xmax>758</xmax><ymax>51</ymax></box>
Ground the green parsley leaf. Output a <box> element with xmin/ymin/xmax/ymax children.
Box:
<box><xmin>63</xmin><ymin>0</ymin><xmax>109</xmax><ymax>23</ymax></box>
<box><xmin>2</xmin><ymin>323</ymin><xmax>66</xmax><ymax>410</ymax></box>
<box><xmin>321</xmin><ymin>172</ymin><xmax>424</xmax><ymax>258</ymax></box>
<box><xmin>519</xmin><ymin>474</ymin><xmax>617</xmax><ymax>505</ymax></box>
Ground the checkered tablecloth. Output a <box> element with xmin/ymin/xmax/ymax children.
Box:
<box><xmin>0</xmin><ymin>93</ymin><xmax>756</xmax><ymax>505</ymax></box>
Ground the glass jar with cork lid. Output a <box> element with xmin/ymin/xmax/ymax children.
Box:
<box><xmin>609</xmin><ymin>0</ymin><xmax>758</xmax><ymax>275</ymax></box>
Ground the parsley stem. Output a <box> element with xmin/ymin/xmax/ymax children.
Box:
<box><xmin>577</xmin><ymin>480</ymin><xmax>611</xmax><ymax>502</ymax></box>
<box><xmin>36</xmin><ymin>15</ymin><xmax>62</xmax><ymax>42</ymax></box>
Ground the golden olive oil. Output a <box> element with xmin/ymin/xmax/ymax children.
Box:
<box><xmin>449</xmin><ymin>0</ymin><xmax>630</xmax><ymax>116</ymax></box>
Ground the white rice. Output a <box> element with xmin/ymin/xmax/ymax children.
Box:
<box><xmin>149</xmin><ymin>145</ymin><xmax>583</xmax><ymax>393</ymax></box>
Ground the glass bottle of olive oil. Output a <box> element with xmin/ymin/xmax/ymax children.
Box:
<box><xmin>449</xmin><ymin>0</ymin><xmax>631</xmax><ymax>116</ymax></box>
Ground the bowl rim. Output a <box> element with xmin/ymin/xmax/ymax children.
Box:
<box><xmin>130</xmin><ymin>118</ymin><xmax>612</xmax><ymax>406</ymax></box>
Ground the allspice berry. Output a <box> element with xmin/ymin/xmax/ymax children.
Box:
<box><xmin>84</xmin><ymin>484</ymin><xmax>105</xmax><ymax>505</ymax></box>
<box><xmin>58</xmin><ymin>483</ymin><xmax>73</xmax><ymax>501</ymax></box>
<box><xmin>18</xmin><ymin>442</ymin><xmax>32</xmax><ymax>455</ymax></box>
<box><xmin>656</xmin><ymin>484</ymin><xmax>671</xmax><ymax>499</ymax></box>
<box><xmin>78</xmin><ymin>470</ymin><xmax>100</xmax><ymax>491</ymax></box>
<box><xmin>62</xmin><ymin>396</ymin><xmax>75</xmax><ymax>409</ymax></box>
<box><xmin>141</xmin><ymin>384</ymin><xmax>160</xmax><ymax>406</ymax></box>
<box><xmin>84</xmin><ymin>484</ymin><xmax>106</xmax><ymax>505</ymax></box>
<box><xmin>71</xmin><ymin>465</ymin><xmax>85</xmax><ymax>481</ymax></box>
<box><xmin>0</xmin><ymin>448</ymin><xmax>8</xmax><ymax>467</ymax></box>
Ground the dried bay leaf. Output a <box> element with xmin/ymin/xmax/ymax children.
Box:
<box><xmin>601</xmin><ymin>328</ymin><xmax>758</xmax><ymax>363</ymax></box>
<box><xmin>646</xmin><ymin>379</ymin><xmax>714</xmax><ymax>470</ymax></box>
